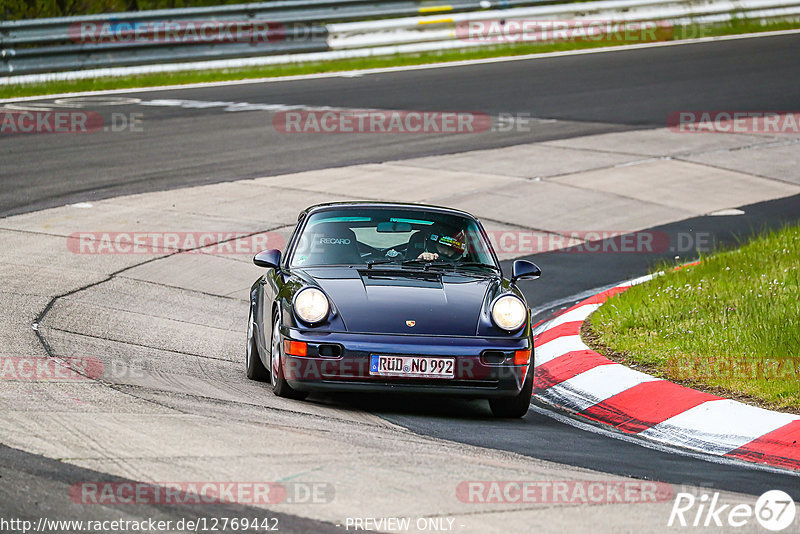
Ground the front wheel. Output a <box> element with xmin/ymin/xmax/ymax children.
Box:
<box><xmin>270</xmin><ymin>313</ymin><xmax>309</xmax><ymax>400</ymax></box>
<box><xmin>489</xmin><ymin>366</ymin><xmax>533</xmax><ymax>418</ymax></box>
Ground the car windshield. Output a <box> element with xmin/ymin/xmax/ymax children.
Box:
<box><xmin>289</xmin><ymin>208</ymin><xmax>497</xmax><ymax>269</ymax></box>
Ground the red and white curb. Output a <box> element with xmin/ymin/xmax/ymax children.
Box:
<box><xmin>532</xmin><ymin>273</ymin><xmax>800</xmax><ymax>472</ymax></box>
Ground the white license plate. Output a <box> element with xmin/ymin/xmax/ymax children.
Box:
<box><xmin>369</xmin><ymin>355</ymin><xmax>455</xmax><ymax>379</ymax></box>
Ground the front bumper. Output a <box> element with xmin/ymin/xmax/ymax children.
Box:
<box><xmin>280</xmin><ymin>327</ymin><xmax>531</xmax><ymax>397</ymax></box>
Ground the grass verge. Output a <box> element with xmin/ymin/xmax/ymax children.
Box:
<box><xmin>2</xmin><ymin>19</ymin><xmax>800</xmax><ymax>99</ymax></box>
<box><xmin>586</xmin><ymin>224</ymin><xmax>800</xmax><ymax>413</ymax></box>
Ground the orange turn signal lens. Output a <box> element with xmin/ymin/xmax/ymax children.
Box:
<box><xmin>514</xmin><ymin>349</ymin><xmax>531</xmax><ymax>365</ymax></box>
<box><xmin>283</xmin><ymin>340</ymin><xmax>307</xmax><ymax>357</ymax></box>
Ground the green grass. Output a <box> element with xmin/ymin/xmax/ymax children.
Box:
<box><xmin>588</xmin><ymin>224</ymin><xmax>800</xmax><ymax>412</ymax></box>
<box><xmin>2</xmin><ymin>19</ymin><xmax>800</xmax><ymax>99</ymax></box>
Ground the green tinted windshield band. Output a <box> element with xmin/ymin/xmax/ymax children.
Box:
<box><xmin>389</xmin><ymin>218</ymin><xmax>433</xmax><ymax>225</ymax></box>
<box><xmin>310</xmin><ymin>217</ymin><xmax>372</xmax><ymax>225</ymax></box>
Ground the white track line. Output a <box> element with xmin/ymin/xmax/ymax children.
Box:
<box><xmin>639</xmin><ymin>399</ymin><xmax>800</xmax><ymax>455</ymax></box>
<box><xmin>546</xmin><ymin>303</ymin><xmax>601</xmax><ymax>329</ymax></box>
<box><xmin>535</xmin><ymin>335</ymin><xmax>591</xmax><ymax>366</ymax></box>
<box><xmin>528</xmin><ymin>404</ymin><xmax>800</xmax><ymax>478</ymax></box>
<box><xmin>538</xmin><ymin>364</ymin><xmax>661</xmax><ymax>411</ymax></box>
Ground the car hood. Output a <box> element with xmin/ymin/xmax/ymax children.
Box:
<box><xmin>300</xmin><ymin>267</ymin><xmax>499</xmax><ymax>336</ymax></box>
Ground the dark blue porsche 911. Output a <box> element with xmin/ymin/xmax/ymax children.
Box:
<box><xmin>246</xmin><ymin>202</ymin><xmax>541</xmax><ymax>417</ymax></box>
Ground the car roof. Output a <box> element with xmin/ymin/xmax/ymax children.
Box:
<box><xmin>297</xmin><ymin>201</ymin><xmax>478</xmax><ymax>221</ymax></box>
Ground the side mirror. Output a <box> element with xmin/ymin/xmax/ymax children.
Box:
<box><xmin>511</xmin><ymin>260</ymin><xmax>541</xmax><ymax>283</ymax></box>
<box><xmin>254</xmin><ymin>249</ymin><xmax>282</xmax><ymax>269</ymax></box>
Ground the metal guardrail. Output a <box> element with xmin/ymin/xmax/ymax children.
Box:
<box><xmin>2</xmin><ymin>0</ymin><xmax>800</xmax><ymax>81</ymax></box>
<box><xmin>328</xmin><ymin>0</ymin><xmax>800</xmax><ymax>49</ymax></box>
<box><xmin>0</xmin><ymin>0</ymin><xmax>548</xmax><ymax>76</ymax></box>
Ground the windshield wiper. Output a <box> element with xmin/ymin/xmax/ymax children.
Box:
<box><xmin>401</xmin><ymin>259</ymin><xmax>455</xmax><ymax>271</ymax></box>
<box><xmin>454</xmin><ymin>262</ymin><xmax>501</xmax><ymax>272</ymax></box>
<box><xmin>366</xmin><ymin>259</ymin><xmax>396</xmax><ymax>269</ymax></box>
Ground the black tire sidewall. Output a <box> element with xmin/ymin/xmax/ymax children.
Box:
<box><xmin>246</xmin><ymin>307</ymin><xmax>269</xmax><ymax>381</ymax></box>
<box><xmin>490</xmin><ymin>364</ymin><xmax>533</xmax><ymax>418</ymax></box>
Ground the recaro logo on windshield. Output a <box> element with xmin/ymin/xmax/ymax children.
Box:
<box><xmin>320</xmin><ymin>238</ymin><xmax>351</xmax><ymax>245</ymax></box>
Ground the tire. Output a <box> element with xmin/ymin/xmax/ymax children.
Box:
<box><xmin>246</xmin><ymin>308</ymin><xmax>270</xmax><ymax>381</ymax></box>
<box><xmin>489</xmin><ymin>365</ymin><xmax>533</xmax><ymax>418</ymax></box>
<box><xmin>269</xmin><ymin>312</ymin><xmax>309</xmax><ymax>400</ymax></box>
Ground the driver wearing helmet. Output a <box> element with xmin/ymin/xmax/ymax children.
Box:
<box><xmin>417</xmin><ymin>224</ymin><xmax>467</xmax><ymax>262</ymax></box>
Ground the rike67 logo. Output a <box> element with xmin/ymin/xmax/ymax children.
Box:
<box><xmin>669</xmin><ymin>490</ymin><xmax>796</xmax><ymax>531</ymax></box>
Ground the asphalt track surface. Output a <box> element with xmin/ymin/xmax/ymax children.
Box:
<box><xmin>2</xmin><ymin>32</ymin><xmax>800</xmax><ymax>217</ymax></box>
<box><xmin>2</xmin><ymin>33</ymin><xmax>800</xmax><ymax>523</ymax></box>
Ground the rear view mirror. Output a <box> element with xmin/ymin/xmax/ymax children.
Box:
<box><xmin>377</xmin><ymin>222</ymin><xmax>413</xmax><ymax>233</ymax></box>
<box><xmin>254</xmin><ymin>249</ymin><xmax>281</xmax><ymax>269</ymax></box>
<box><xmin>511</xmin><ymin>260</ymin><xmax>541</xmax><ymax>283</ymax></box>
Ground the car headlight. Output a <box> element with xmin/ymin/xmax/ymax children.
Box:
<box><xmin>491</xmin><ymin>295</ymin><xmax>527</xmax><ymax>331</ymax></box>
<box><xmin>294</xmin><ymin>287</ymin><xmax>330</xmax><ymax>324</ymax></box>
